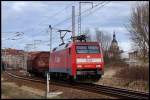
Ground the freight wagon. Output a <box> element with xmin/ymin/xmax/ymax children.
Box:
<box><xmin>27</xmin><ymin>52</ymin><xmax>49</xmax><ymax>76</ymax></box>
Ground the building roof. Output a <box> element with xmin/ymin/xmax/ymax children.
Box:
<box><xmin>1</xmin><ymin>48</ymin><xmax>24</xmax><ymax>56</ymax></box>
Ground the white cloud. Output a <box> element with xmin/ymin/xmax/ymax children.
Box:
<box><xmin>119</xmin><ymin>41</ymin><xmax>131</xmax><ymax>52</ymax></box>
<box><xmin>98</xmin><ymin>26</ymin><xmax>128</xmax><ymax>34</ymax></box>
<box><xmin>119</xmin><ymin>41</ymin><xmax>132</xmax><ymax>58</ymax></box>
<box><xmin>2</xmin><ymin>1</ymin><xmax>136</xmax><ymax>52</ymax></box>
<box><xmin>87</xmin><ymin>26</ymin><xmax>128</xmax><ymax>36</ymax></box>
<box><xmin>12</xmin><ymin>2</ymin><xmax>27</xmax><ymax>12</ymax></box>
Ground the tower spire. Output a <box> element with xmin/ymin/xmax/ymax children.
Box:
<box><xmin>113</xmin><ymin>31</ymin><xmax>116</xmax><ymax>40</ymax></box>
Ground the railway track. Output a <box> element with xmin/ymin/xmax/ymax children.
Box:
<box><xmin>4</xmin><ymin>71</ymin><xmax>149</xmax><ymax>99</ymax></box>
<box><xmin>77</xmin><ymin>83</ymin><xmax>149</xmax><ymax>99</ymax></box>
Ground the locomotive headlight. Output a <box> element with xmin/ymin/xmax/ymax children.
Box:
<box><xmin>96</xmin><ymin>65</ymin><xmax>101</xmax><ymax>68</ymax></box>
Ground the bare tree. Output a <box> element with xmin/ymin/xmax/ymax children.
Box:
<box><xmin>128</xmin><ymin>1</ymin><xmax>149</xmax><ymax>62</ymax></box>
<box><xmin>95</xmin><ymin>28</ymin><xmax>111</xmax><ymax>52</ymax></box>
<box><xmin>95</xmin><ymin>28</ymin><xmax>112</xmax><ymax>62</ymax></box>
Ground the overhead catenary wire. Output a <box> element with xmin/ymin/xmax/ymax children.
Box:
<box><xmin>2</xmin><ymin>2</ymin><xmax>74</xmax><ymax>37</ymax></box>
<box><xmin>79</xmin><ymin>1</ymin><xmax>110</xmax><ymax>34</ymax></box>
<box><xmin>48</xmin><ymin>1</ymin><xmax>107</xmax><ymax>42</ymax></box>
<box><xmin>40</xmin><ymin>2</ymin><xmax>75</xmax><ymax>24</ymax></box>
<box><xmin>3</xmin><ymin>2</ymin><xmax>106</xmax><ymax>37</ymax></box>
<box><xmin>52</xmin><ymin>1</ymin><xmax>110</xmax><ymax>42</ymax></box>
<box><xmin>48</xmin><ymin>2</ymin><xmax>110</xmax><ymax>44</ymax></box>
<box><xmin>81</xmin><ymin>1</ymin><xmax>110</xmax><ymax>21</ymax></box>
<box><xmin>53</xmin><ymin>1</ymin><xmax>107</xmax><ymax>27</ymax></box>
<box><xmin>21</xmin><ymin>2</ymin><xmax>74</xmax><ymax>33</ymax></box>
<box><xmin>3</xmin><ymin>1</ymin><xmax>110</xmax><ymax>50</ymax></box>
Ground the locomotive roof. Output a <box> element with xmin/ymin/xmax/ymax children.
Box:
<box><xmin>53</xmin><ymin>42</ymin><xmax>73</xmax><ymax>52</ymax></box>
<box><xmin>52</xmin><ymin>41</ymin><xmax>100</xmax><ymax>52</ymax></box>
<box><xmin>74</xmin><ymin>41</ymin><xmax>99</xmax><ymax>45</ymax></box>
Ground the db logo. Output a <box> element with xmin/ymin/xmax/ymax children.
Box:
<box><xmin>87</xmin><ymin>55</ymin><xmax>90</xmax><ymax>58</ymax></box>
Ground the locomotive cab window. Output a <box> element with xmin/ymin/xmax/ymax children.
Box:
<box><xmin>76</xmin><ymin>45</ymin><xmax>100</xmax><ymax>53</ymax></box>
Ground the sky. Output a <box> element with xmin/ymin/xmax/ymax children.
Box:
<box><xmin>2</xmin><ymin>1</ymin><xmax>139</xmax><ymax>58</ymax></box>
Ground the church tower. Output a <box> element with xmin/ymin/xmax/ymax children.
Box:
<box><xmin>108</xmin><ymin>31</ymin><xmax>120</xmax><ymax>59</ymax></box>
<box><xmin>111</xmin><ymin>32</ymin><xmax>119</xmax><ymax>50</ymax></box>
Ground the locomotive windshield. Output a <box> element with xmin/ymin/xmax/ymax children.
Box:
<box><xmin>76</xmin><ymin>45</ymin><xmax>100</xmax><ymax>53</ymax></box>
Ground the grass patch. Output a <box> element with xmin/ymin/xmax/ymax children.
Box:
<box><xmin>2</xmin><ymin>82</ymin><xmax>45</xmax><ymax>99</ymax></box>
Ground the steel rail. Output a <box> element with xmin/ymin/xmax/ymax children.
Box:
<box><xmin>77</xmin><ymin>83</ymin><xmax>149</xmax><ymax>99</ymax></box>
<box><xmin>4</xmin><ymin>71</ymin><xmax>149</xmax><ymax>99</ymax></box>
<box><xmin>5</xmin><ymin>71</ymin><xmax>45</xmax><ymax>83</ymax></box>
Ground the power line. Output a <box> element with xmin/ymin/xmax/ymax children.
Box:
<box><xmin>51</xmin><ymin>2</ymin><xmax>109</xmax><ymax>42</ymax></box>
<box><xmin>78</xmin><ymin>1</ymin><xmax>110</xmax><ymax>34</ymax></box>
<box><xmin>53</xmin><ymin>1</ymin><xmax>107</xmax><ymax>27</ymax></box>
<box><xmin>21</xmin><ymin>2</ymin><xmax>74</xmax><ymax>33</ymax></box>
<box><xmin>10</xmin><ymin>2</ymin><xmax>74</xmax><ymax>42</ymax></box>
<box><xmin>81</xmin><ymin>1</ymin><xmax>110</xmax><ymax>20</ymax></box>
<box><xmin>3</xmin><ymin>2</ymin><xmax>110</xmax><ymax>50</ymax></box>
<box><xmin>40</xmin><ymin>2</ymin><xmax>74</xmax><ymax>24</ymax></box>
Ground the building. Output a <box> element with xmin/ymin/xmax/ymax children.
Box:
<box><xmin>127</xmin><ymin>51</ymin><xmax>146</xmax><ymax>66</ymax></box>
<box><xmin>108</xmin><ymin>32</ymin><xmax>122</xmax><ymax>60</ymax></box>
<box><xmin>1</xmin><ymin>48</ymin><xmax>25</xmax><ymax>69</ymax></box>
<box><xmin>129</xmin><ymin>51</ymin><xmax>138</xmax><ymax>60</ymax></box>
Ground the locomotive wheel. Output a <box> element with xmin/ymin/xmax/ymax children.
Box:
<box><xmin>68</xmin><ymin>76</ymin><xmax>74</xmax><ymax>83</ymax></box>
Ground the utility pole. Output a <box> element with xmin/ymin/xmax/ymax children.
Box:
<box><xmin>49</xmin><ymin>25</ymin><xmax>52</xmax><ymax>56</ymax></box>
<box><xmin>47</xmin><ymin>25</ymin><xmax>52</xmax><ymax>95</ymax></box>
<box><xmin>24</xmin><ymin>44</ymin><xmax>32</xmax><ymax>73</ymax></box>
<box><xmin>78</xmin><ymin>2</ymin><xmax>81</xmax><ymax>35</ymax></box>
<box><xmin>78</xmin><ymin>2</ymin><xmax>93</xmax><ymax>35</ymax></box>
<box><xmin>4</xmin><ymin>47</ymin><xmax>7</xmax><ymax>70</ymax></box>
<box><xmin>72</xmin><ymin>6</ymin><xmax>75</xmax><ymax>38</ymax></box>
<box><xmin>24</xmin><ymin>46</ymin><xmax>27</xmax><ymax>73</ymax></box>
<box><xmin>46</xmin><ymin>25</ymin><xmax>62</xmax><ymax>98</ymax></box>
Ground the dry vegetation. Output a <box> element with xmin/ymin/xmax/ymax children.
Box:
<box><xmin>1</xmin><ymin>82</ymin><xmax>44</xmax><ymax>99</ymax></box>
<box><xmin>115</xmin><ymin>66</ymin><xmax>149</xmax><ymax>82</ymax></box>
<box><xmin>97</xmin><ymin>63</ymin><xmax>149</xmax><ymax>92</ymax></box>
<box><xmin>127</xmin><ymin>1</ymin><xmax>149</xmax><ymax>62</ymax></box>
<box><xmin>104</xmin><ymin>59</ymin><xmax>129</xmax><ymax>69</ymax></box>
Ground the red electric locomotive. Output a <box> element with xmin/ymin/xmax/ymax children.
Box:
<box><xmin>49</xmin><ymin>35</ymin><xmax>104</xmax><ymax>82</ymax></box>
